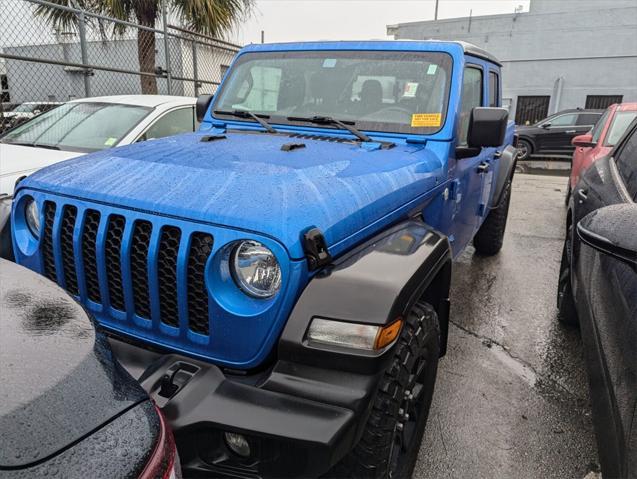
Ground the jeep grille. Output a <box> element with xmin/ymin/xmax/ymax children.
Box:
<box><xmin>41</xmin><ymin>202</ymin><xmax>214</xmax><ymax>337</ymax></box>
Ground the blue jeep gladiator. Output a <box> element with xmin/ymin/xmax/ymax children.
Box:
<box><xmin>12</xmin><ymin>41</ymin><xmax>516</xmax><ymax>478</ymax></box>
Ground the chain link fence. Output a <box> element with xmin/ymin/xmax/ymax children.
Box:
<box><xmin>0</xmin><ymin>0</ymin><xmax>241</xmax><ymax>132</ymax></box>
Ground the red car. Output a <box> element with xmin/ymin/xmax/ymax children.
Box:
<box><xmin>567</xmin><ymin>102</ymin><xmax>637</xmax><ymax>202</ymax></box>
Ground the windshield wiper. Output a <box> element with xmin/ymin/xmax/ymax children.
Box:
<box><xmin>1</xmin><ymin>140</ymin><xmax>60</xmax><ymax>150</ymax></box>
<box><xmin>214</xmin><ymin>110</ymin><xmax>278</xmax><ymax>134</ymax></box>
<box><xmin>287</xmin><ymin>115</ymin><xmax>372</xmax><ymax>142</ymax></box>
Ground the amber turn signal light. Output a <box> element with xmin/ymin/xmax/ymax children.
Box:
<box><xmin>374</xmin><ymin>318</ymin><xmax>403</xmax><ymax>350</ymax></box>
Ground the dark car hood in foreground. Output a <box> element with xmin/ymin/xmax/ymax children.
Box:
<box><xmin>19</xmin><ymin>130</ymin><xmax>444</xmax><ymax>259</ymax></box>
<box><xmin>0</xmin><ymin>260</ymin><xmax>147</xmax><ymax>468</ymax></box>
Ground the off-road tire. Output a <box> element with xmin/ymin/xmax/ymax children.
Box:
<box><xmin>331</xmin><ymin>302</ymin><xmax>440</xmax><ymax>479</ymax></box>
<box><xmin>557</xmin><ymin>224</ymin><xmax>578</xmax><ymax>325</ymax></box>
<box><xmin>473</xmin><ymin>179</ymin><xmax>512</xmax><ymax>256</ymax></box>
<box><xmin>517</xmin><ymin>139</ymin><xmax>532</xmax><ymax>161</ymax></box>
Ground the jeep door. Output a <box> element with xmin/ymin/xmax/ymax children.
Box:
<box><xmin>446</xmin><ymin>64</ymin><xmax>489</xmax><ymax>255</ymax></box>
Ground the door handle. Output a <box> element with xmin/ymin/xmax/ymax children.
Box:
<box><xmin>566</xmin><ymin>130</ymin><xmax>576</xmax><ymax>134</ymax></box>
<box><xmin>477</xmin><ymin>162</ymin><xmax>490</xmax><ymax>174</ymax></box>
<box><xmin>577</xmin><ymin>189</ymin><xmax>588</xmax><ymax>201</ymax></box>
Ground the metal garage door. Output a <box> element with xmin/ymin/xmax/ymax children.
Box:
<box><xmin>585</xmin><ymin>95</ymin><xmax>623</xmax><ymax>110</ymax></box>
<box><xmin>515</xmin><ymin>96</ymin><xmax>550</xmax><ymax>126</ymax></box>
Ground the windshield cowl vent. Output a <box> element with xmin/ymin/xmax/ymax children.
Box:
<box><xmin>288</xmin><ymin>133</ymin><xmax>357</xmax><ymax>145</ymax></box>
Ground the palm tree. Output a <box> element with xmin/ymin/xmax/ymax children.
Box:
<box><xmin>35</xmin><ymin>0</ymin><xmax>253</xmax><ymax>94</ymax></box>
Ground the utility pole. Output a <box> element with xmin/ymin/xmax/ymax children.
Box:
<box><xmin>434</xmin><ymin>0</ymin><xmax>439</xmax><ymax>20</ymax></box>
<box><xmin>261</xmin><ymin>30</ymin><xmax>265</xmax><ymax>44</ymax></box>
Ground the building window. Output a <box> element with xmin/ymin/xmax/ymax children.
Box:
<box><xmin>488</xmin><ymin>71</ymin><xmax>499</xmax><ymax>107</ymax></box>
<box><xmin>585</xmin><ymin>95</ymin><xmax>623</xmax><ymax>110</ymax></box>
<box><xmin>220</xmin><ymin>64</ymin><xmax>230</xmax><ymax>80</ymax></box>
<box><xmin>515</xmin><ymin>96</ymin><xmax>550</xmax><ymax>126</ymax></box>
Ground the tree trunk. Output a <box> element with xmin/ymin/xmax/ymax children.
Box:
<box><xmin>135</xmin><ymin>6</ymin><xmax>159</xmax><ymax>94</ymax></box>
<box><xmin>137</xmin><ymin>29</ymin><xmax>157</xmax><ymax>94</ymax></box>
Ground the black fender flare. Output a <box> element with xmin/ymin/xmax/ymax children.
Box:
<box><xmin>278</xmin><ymin>219</ymin><xmax>452</xmax><ymax>375</ymax></box>
<box><xmin>493</xmin><ymin>144</ymin><xmax>518</xmax><ymax>207</ymax></box>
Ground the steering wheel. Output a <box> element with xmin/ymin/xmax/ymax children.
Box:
<box><xmin>366</xmin><ymin>106</ymin><xmax>413</xmax><ymax>122</ymax></box>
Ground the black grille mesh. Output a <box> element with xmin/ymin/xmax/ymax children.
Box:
<box><xmin>44</xmin><ymin>202</ymin><xmax>214</xmax><ymax>337</ymax></box>
<box><xmin>131</xmin><ymin>220</ymin><xmax>152</xmax><ymax>319</ymax></box>
<box><xmin>187</xmin><ymin>233</ymin><xmax>213</xmax><ymax>335</ymax></box>
<box><xmin>42</xmin><ymin>201</ymin><xmax>57</xmax><ymax>282</ymax></box>
<box><xmin>82</xmin><ymin>210</ymin><xmax>102</xmax><ymax>303</ymax></box>
<box><xmin>60</xmin><ymin>205</ymin><xmax>78</xmax><ymax>295</ymax></box>
<box><xmin>105</xmin><ymin>215</ymin><xmax>126</xmax><ymax>311</ymax></box>
<box><xmin>157</xmin><ymin>226</ymin><xmax>181</xmax><ymax>327</ymax></box>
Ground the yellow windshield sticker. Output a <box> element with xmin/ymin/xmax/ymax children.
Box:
<box><xmin>104</xmin><ymin>137</ymin><xmax>117</xmax><ymax>146</ymax></box>
<box><xmin>411</xmin><ymin>113</ymin><xmax>442</xmax><ymax>128</ymax></box>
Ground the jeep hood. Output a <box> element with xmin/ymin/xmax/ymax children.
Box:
<box><xmin>20</xmin><ymin>131</ymin><xmax>446</xmax><ymax>259</ymax></box>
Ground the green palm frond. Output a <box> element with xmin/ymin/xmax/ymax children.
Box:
<box><xmin>33</xmin><ymin>0</ymin><xmax>100</xmax><ymax>32</ymax></box>
<box><xmin>171</xmin><ymin>0</ymin><xmax>254</xmax><ymax>39</ymax></box>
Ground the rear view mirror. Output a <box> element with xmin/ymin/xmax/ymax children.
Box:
<box><xmin>196</xmin><ymin>94</ymin><xmax>214</xmax><ymax>123</ymax></box>
<box><xmin>468</xmin><ymin>107</ymin><xmax>509</xmax><ymax>148</ymax></box>
<box><xmin>572</xmin><ymin>133</ymin><xmax>595</xmax><ymax>148</ymax></box>
<box><xmin>577</xmin><ymin>204</ymin><xmax>637</xmax><ymax>265</ymax></box>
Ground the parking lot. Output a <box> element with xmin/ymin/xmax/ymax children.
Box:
<box><xmin>415</xmin><ymin>173</ymin><xmax>598</xmax><ymax>479</ymax></box>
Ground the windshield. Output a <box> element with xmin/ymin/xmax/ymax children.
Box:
<box><xmin>213</xmin><ymin>50</ymin><xmax>452</xmax><ymax>135</ymax></box>
<box><xmin>1</xmin><ymin>102</ymin><xmax>151</xmax><ymax>152</ymax></box>
<box><xmin>605</xmin><ymin>110</ymin><xmax>637</xmax><ymax>146</ymax></box>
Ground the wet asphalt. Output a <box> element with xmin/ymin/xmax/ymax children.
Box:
<box><xmin>414</xmin><ymin>174</ymin><xmax>600</xmax><ymax>479</ymax></box>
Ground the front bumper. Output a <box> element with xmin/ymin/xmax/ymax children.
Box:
<box><xmin>108</xmin><ymin>335</ymin><xmax>382</xmax><ymax>478</ymax></box>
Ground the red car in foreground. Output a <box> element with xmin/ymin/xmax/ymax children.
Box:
<box><xmin>567</xmin><ymin>102</ymin><xmax>637</xmax><ymax>202</ymax></box>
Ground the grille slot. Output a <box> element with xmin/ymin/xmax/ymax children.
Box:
<box><xmin>187</xmin><ymin>233</ymin><xmax>213</xmax><ymax>335</ymax></box>
<box><xmin>60</xmin><ymin>205</ymin><xmax>79</xmax><ymax>295</ymax></box>
<box><xmin>157</xmin><ymin>226</ymin><xmax>181</xmax><ymax>327</ymax></box>
<box><xmin>131</xmin><ymin>220</ymin><xmax>153</xmax><ymax>319</ymax></box>
<box><xmin>105</xmin><ymin>215</ymin><xmax>126</xmax><ymax>311</ymax></box>
<box><xmin>82</xmin><ymin>210</ymin><xmax>102</xmax><ymax>303</ymax></box>
<box><xmin>42</xmin><ymin>201</ymin><xmax>57</xmax><ymax>282</ymax></box>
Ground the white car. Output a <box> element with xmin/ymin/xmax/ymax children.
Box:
<box><xmin>0</xmin><ymin>94</ymin><xmax>197</xmax><ymax>257</ymax></box>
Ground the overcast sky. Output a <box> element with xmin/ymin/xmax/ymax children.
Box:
<box><xmin>230</xmin><ymin>0</ymin><xmax>531</xmax><ymax>44</ymax></box>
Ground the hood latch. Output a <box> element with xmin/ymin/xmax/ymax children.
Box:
<box><xmin>302</xmin><ymin>228</ymin><xmax>332</xmax><ymax>271</ymax></box>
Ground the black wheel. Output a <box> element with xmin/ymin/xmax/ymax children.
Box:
<box><xmin>516</xmin><ymin>139</ymin><xmax>532</xmax><ymax>161</ymax></box>
<box><xmin>557</xmin><ymin>224</ymin><xmax>578</xmax><ymax>325</ymax></box>
<box><xmin>473</xmin><ymin>179</ymin><xmax>512</xmax><ymax>256</ymax></box>
<box><xmin>564</xmin><ymin>181</ymin><xmax>572</xmax><ymax>206</ymax></box>
<box><xmin>332</xmin><ymin>302</ymin><xmax>440</xmax><ymax>479</ymax></box>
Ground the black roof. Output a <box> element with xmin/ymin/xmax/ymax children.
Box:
<box><xmin>455</xmin><ymin>41</ymin><xmax>502</xmax><ymax>66</ymax></box>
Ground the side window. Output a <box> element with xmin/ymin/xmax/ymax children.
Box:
<box><xmin>591</xmin><ymin>110</ymin><xmax>610</xmax><ymax>143</ymax></box>
<box><xmin>142</xmin><ymin>107</ymin><xmax>195</xmax><ymax>141</ymax></box>
<box><xmin>577</xmin><ymin>113</ymin><xmax>601</xmax><ymax>126</ymax></box>
<box><xmin>488</xmin><ymin>71</ymin><xmax>499</xmax><ymax>107</ymax></box>
<box><xmin>458</xmin><ymin>66</ymin><xmax>483</xmax><ymax>146</ymax></box>
<box><xmin>546</xmin><ymin>113</ymin><xmax>577</xmax><ymax>127</ymax></box>
<box><xmin>614</xmin><ymin>126</ymin><xmax>637</xmax><ymax>199</ymax></box>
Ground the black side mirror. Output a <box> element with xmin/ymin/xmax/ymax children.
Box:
<box><xmin>468</xmin><ymin>107</ymin><xmax>508</xmax><ymax>148</ymax></box>
<box><xmin>577</xmin><ymin>204</ymin><xmax>637</xmax><ymax>265</ymax></box>
<box><xmin>541</xmin><ymin>123</ymin><xmax>551</xmax><ymax>129</ymax></box>
<box><xmin>196</xmin><ymin>94</ymin><xmax>214</xmax><ymax>123</ymax></box>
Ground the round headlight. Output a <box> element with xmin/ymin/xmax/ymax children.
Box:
<box><xmin>25</xmin><ymin>198</ymin><xmax>40</xmax><ymax>238</ymax></box>
<box><xmin>231</xmin><ymin>240</ymin><xmax>281</xmax><ymax>298</ymax></box>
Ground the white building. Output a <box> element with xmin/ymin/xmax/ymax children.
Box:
<box><xmin>387</xmin><ymin>0</ymin><xmax>637</xmax><ymax>124</ymax></box>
